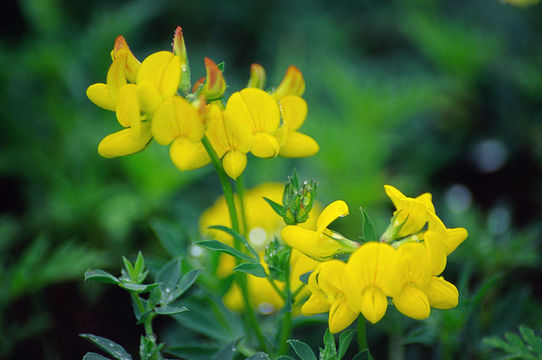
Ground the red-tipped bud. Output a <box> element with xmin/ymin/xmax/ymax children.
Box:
<box><xmin>192</xmin><ymin>76</ymin><xmax>205</xmax><ymax>93</ymax></box>
<box><xmin>247</xmin><ymin>63</ymin><xmax>266</xmax><ymax>89</ymax></box>
<box><xmin>172</xmin><ymin>26</ymin><xmax>191</xmax><ymax>94</ymax></box>
<box><xmin>111</xmin><ymin>35</ymin><xmax>140</xmax><ymax>83</ymax></box>
<box><xmin>201</xmin><ymin>57</ymin><xmax>226</xmax><ymax>101</ymax></box>
<box><xmin>272</xmin><ymin>65</ymin><xmax>305</xmax><ymax>100</ymax></box>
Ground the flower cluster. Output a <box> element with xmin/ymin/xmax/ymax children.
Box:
<box><xmin>87</xmin><ymin>27</ymin><xmax>319</xmax><ymax>179</ymax></box>
<box><xmin>281</xmin><ymin>185</ymin><xmax>468</xmax><ymax>333</ymax></box>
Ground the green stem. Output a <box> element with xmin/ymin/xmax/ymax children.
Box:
<box><xmin>277</xmin><ymin>250</ymin><xmax>292</xmax><ymax>355</ymax></box>
<box><xmin>201</xmin><ymin>135</ymin><xmax>239</xmax><ymax>234</ymax></box>
<box><xmin>267</xmin><ymin>277</ymin><xmax>286</xmax><ymax>301</ymax></box>
<box><xmin>236</xmin><ymin>174</ymin><xmax>249</xmax><ymax>236</ymax></box>
<box><xmin>201</xmin><ymin>135</ymin><xmax>268</xmax><ymax>352</ymax></box>
<box><xmin>357</xmin><ymin>317</ymin><xmax>369</xmax><ymax>353</ymax></box>
<box><xmin>131</xmin><ymin>292</ymin><xmax>154</xmax><ymax>339</ymax></box>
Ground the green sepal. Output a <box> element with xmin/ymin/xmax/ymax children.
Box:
<box><xmin>359</xmin><ymin>207</ymin><xmax>377</xmax><ymax>243</ymax></box>
<box><xmin>263</xmin><ymin>197</ymin><xmax>284</xmax><ymax>217</ymax></box>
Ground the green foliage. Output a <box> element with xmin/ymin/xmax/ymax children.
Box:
<box><xmin>483</xmin><ymin>325</ymin><xmax>542</xmax><ymax>360</ymax></box>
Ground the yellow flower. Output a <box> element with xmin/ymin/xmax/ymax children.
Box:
<box><xmin>277</xmin><ymin>96</ymin><xmax>319</xmax><ymax>158</ymax></box>
<box><xmin>345</xmin><ymin>242</ymin><xmax>396</xmax><ymax>324</ymax></box>
<box><xmin>302</xmin><ymin>260</ymin><xmax>359</xmax><ymax>333</ymax></box>
<box><xmin>151</xmin><ymin>96</ymin><xmax>209</xmax><ymax>170</ymax></box>
<box><xmin>97</xmin><ymin>84</ymin><xmax>152</xmax><ymax>158</ymax></box>
<box><xmin>110</xmin><ymin>35</ymin><xmax>140</xmax><ymax>83</ymax></box>
<box><xmin>206</xmin><ymin>101</ymin><xmax>253</xmax><ymax>179</ymax></box>
<box><xmin>281</xmin><ymin>200</ymin><xmax>358</xmax><ymax>261</ymax></box>
<box><xmin>272</xmin><ymin>65</ymin><xmax>305</xmax><ymax>100</ymax></box>
<box><xmin>226</xmin><ymin>88</ymin><xmax>281</xmax><ymax>158</ymax></box>
<box><xmin>86</xmin><ymin>49</ymin><xmax>129</xmax><ymax>112</ymax></box>
<box><xmin>383</xmin><ymin>185</ymin><xmax>436</xmax><ymax>239</ymax></box>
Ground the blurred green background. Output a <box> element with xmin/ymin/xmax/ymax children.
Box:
<box><xmin>1</xmin><ymin>0</ymin><xmax>541</xmax><ymax>359</ymax></box>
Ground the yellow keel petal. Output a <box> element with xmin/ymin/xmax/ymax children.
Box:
<box><xmin>279</xmin><ymin>132</ymin><xmax>319</xmax><ymax>158</ymax></box>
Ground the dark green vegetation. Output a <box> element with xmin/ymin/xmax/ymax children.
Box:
<box><xmin>0</xmin><ymin>0</ymin><xmax>541</xmax><ymax>359</ymax></box>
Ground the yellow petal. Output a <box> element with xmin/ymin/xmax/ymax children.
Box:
<box><xmin>222</xmin><ymin>150</ymin><xmax>247</xmax><ymax>179</ymax></box>
<box><xmin>423</xmin><ymin>230</ymin><xmax>447</xmax><ymax>276</ymax></box>
<box><xmin>424</xmin><ymin>276</ymin><xmax>458</xmax><ymax>309</ymax></box>
<box><xmin>238</xmin><ymin>88</ymin><xmax>280</xmax><ymax>133</ymax></box>
<box><xmin>98</xmin><ymin>124</ymin><xmax>151</xmax><ymax>158</ymax></box>
<box><xmin>251</xmin><ymin>132</ymin><xmax>280</xmax><ymax>158</ymax></box>
<box><xmin>87</xmin><ymin>83</ymin><xmax>115</xmax><ymax>111</ymax></box>
<box><xmin>329</xmin><ymin>297</ymin><xmax>359</xmax><ymax>333</ymax></box>
<box><xmin>137</xmin><ymin>83</ymin><xmax>163</xmax><ymax>116</ymax></box>
<box><xmin>279</xmin><ymin>132</ymin><xmax>319</xmax><ymax>158</ymax></box>
<box><xmin>393</xmin><ymin>284</ymin><xmax>430</xmax><ymax>320</ymax></box>
<box><xmin>224</xmin><ymin>112</ymin><xmax>253</xmax><ymax>153</ymax></box>
<box><xmin>151</xmin><ymin>96</ymin><xmax>204</xmax><ymax>145</ymax></box>
<box><xmin>360</xmin><ymin>286</ymin><xmax>388</xmax><ymax>324</ymax></box>
<box><xmin>281</xmin><ymin>226</ymin><xmax>341</xmax><ymax>261</ymax></box>
<box><xmin>347</xmin><ymin>242</ymin><xmax>396</xmax><ymax>291</ymax></box>
<box><xmin>115</xmin><ymin>84</ymin><xmax>140</xmax><ymax>127</ymax></box>
<box><xmin>443</xmin><ymin>227</ymin><xmax>468</xmax><ymax>255</ymax></box>
<box><xmin>112</xmin><ymin>35</ymin><xmax>140</xmax><ymax>83</ymax></box>
<box><xmin>415</xmin><ymin>192</ymin><xmax>436</xmax><ymax>214</ymax></box>
<box><xmin>302</xmin><ymin>293</ymin><xmax>331</xmax><ymax>315</ymax></box>
<box><xmin>136</xmin><ymin>51</ymin><xmax>181</xmax><ymax>98</ymax></box>
<box><xmin>280</xmin><ymin>95</ymin><xmax>307</xmax><ymax>131</ymax></box>
<box><xmin>272</xmin><ymin>65</ymin><xmax>305</xmax><ymax>100</ymax></box>
<box><xmin>341</xmin><ymin>266</ymin><xmax>362</xmax><ymax>312</ymax></box>
<box><xmin>384</xmin><ymin>185</ymin><xmax>431</xmax><ymax>237</ymax></box>
<box><xmin>106</xmin><ymin>52</ymin><xmax>127</xmax><ymax>101</ymax></box>
<box><xmin>169</xmin><ymin>137</ymin><xmax>210</xmax><ymax>171</ymax></box>
<box><xmin>316</xmin><ymin>200</ymin><xmax>349</xmax><ymax>232</ymax></box>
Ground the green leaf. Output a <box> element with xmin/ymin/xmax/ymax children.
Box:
<box><xmin>207</xmin><ymin>225</ymin><xmax>260</xmax><ymax>260</ymax></box>
<box><xmin>174</xmin><ymin>268</ymin><xmax>200</xmax><ymax>299</ymax></box>
<box><xmin>287</xmin><ymin>340</ymin><xmax>316</xmax><ymax>360</ymax></box>
<box><xmin>274</xmin><ymin>357</ymin><xmax>295</xmax><ymax>360</ymax></box>
<box><xmin>154</xmin><ymin>305</ymin><xmax>189</xmax><ymax>315</ymax></box>
<box><xmin>246</xmin><ymin>352</ymin><xmax>270</xmax><ymax>360</ymax></box>
<box><xmin>83</xmin><ymin>353</ymin><xmax>112</xmax><ymax>360</ymax></box>
<box><xmin>150</xmin><ymin>219</ymin><xmax>186</xmax><ymax>257</ymax></box>
<box><xmin>157</xmin><ymin>257</ymin><xmax>182</xmax><ymax>304</ymax></box>
<box><xmin>122</xmin><ymin>257</ymin><xmax>134</xmax><ymax>276</ymax></box>
<box><xmin>196</xmin><ymin>240</ymin><xmax>256</xmax><ymax>263</ymax></box>
<box><xmin>359</xmin><ymin>207</ymin><xmax>377</xmax><ymax>242</ymax></box>
<box><xmin>263</xmin><ymin>197</ymin><xmax>284</xmax><ymax>217</ymax></box>
<box><xmin>321</xmin><ymin>329</ymin><xmax>337</xmax><ymax>360</ymax></box>
<box><xmin>166</xmin><ymin>342</ymin><xmax>220</xmax><ymax>360</ymax></box>
<box><xmin>233</xmin><ymin>263</ymin><xmax>267</xmax><ymax>278</ymax></box>
<box><xmin>213</xmin><ymin>340</ymin><xmax>238</xmax><ymax>360</ymax></box>
<box><xmin>119</xmin><ymin>283</ymin><xmax>157</xmax><ymax>292</ymax></box>
<box><xmin>338</xmin><ymin>330</ymin><xmax>355</xmax><ymax>359</ymax></box>
<box><xmin>84</xmin><ymin>270</ymin><xmax>120</xmax><ymax>285</ymax></box>
<box><xmin>80</xmin><ymin>334</ymin><xmax>133</xmax><ymax>360</ymax></box>
<box><xmin>519</xmin><ymin>325</ymin><xmax>542</xmax><ymax>354</ymax></box>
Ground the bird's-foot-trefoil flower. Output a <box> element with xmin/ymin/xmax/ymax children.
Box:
<box><xmin>302</xmin><ymin>260</ymin><xmax>360</xmax><ymax>333</ymax></box>
<box><xmin>345</xmin><ymin>242</ymin><xmax>396</xmax><ymax>324</ymax></box>
<box><xmin>111</xmin><ymin>35</ymin><xmax>140</xmax><ymax>83</ymax></box>
<box><xmin>272</xmin><ymin>65</ymin><xmax>305</xmax><ymax>100</ymax></box>
<box><xmin>151</xmin><ymin>96</ymin><xmax>209</xmax><ymax>170</ymax></box>
<box><xmin>98</xmin><ymin>84</ymin><xmax>152</xmax><ymax>158</ymax></box>
<box><xmin>226</xmin><ymin>88</ymin><xmax>281</xmax><ymax>158</ymax></box>
<box><xmin>281</xmin><ymin>200</ymin><xmax>359</xmax><ymax>261</ymax></box>
<box><xmin>206</xmin><ymin>102</ymin><xmax>253</xmax><ymax>179</ymax></box>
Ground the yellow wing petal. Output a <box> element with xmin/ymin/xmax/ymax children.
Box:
<box><xmin>359</xmin><ymin>286</ymin><xmax>388</xmax><ymax>324</ymax></box>
<box><xmin>222</xmin><ymin>150</ymin><xmax>247</xmax><ymax>179</ymax></box>
<box><xmin>393</xmin><ymin>284</ymin><xmax>430</xmax><ymax>320</ymax></box>
<box><xmin>115</xmin><ymin>84</ymin><xmax>140</xmax><ymax>127</ymax></box>
<box><xmin>424</xmin><ymin>276</ymin><xmax>458</xmax><ymax>309</ymax></box>
<box><xmin>251</xmin><ymin>132</ymin><xmax>280</xmax><ymax>158</ymax></box>
<box><xmin>279</xmin><ymin>95</ymin><xmax>307</xmax><ymax>131</ymax></box>
<box><xmin>98</xmin><ymin>124</ymin><xmax>151</xmax><ymax>158</ymax></box>
<box><xmin>169</xmin><ymin>137</ymin><xmax>210</xmax><ymax>171</ymax></box>
<box><xmin>87</xmin><ymin>83</ymin><xmax>115</xmax><ymax>111</ymax></box>
<box><xmin>328</xmin><ymin>297</ymin><xmax>359</xmax><ymax>333</ymax></box>
<box><xmin>279</xmin><ymin>131</ymin><xmax>319</xmax><ymax>158</ymax></box>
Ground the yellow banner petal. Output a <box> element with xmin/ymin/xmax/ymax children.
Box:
<box><xmin>238</xmin><ymin>88</ymin><xmax>280</xmax><ymax>132</ymax></box>
<box><xmin>348</xmin><ymin>242</ymin><xmax>396</xmax><ymax>291</ymax></box>
<box><xmin>151</xmin><ymin>96</ymin><xmax>204</xmax><ymax>145</ymax></box>
<box><xmin>136</xmin><ymin>51</ymin><xmax>181</xmax><ymax>98</ymax></box>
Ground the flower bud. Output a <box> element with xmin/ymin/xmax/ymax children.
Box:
<box><xmin>111</xmin><ymin>35</ymin><xmax>140</xmax><ymax>83</ymax></box>
<box><xmin>201</xmin><ymin>57</ymin><xmax>226</xmax><ymax>101</ymax></box>
<box><xmin>247</xmin><ymin>63</ymin><xmax>266</xmax><ymax>89</ymax></box>
<box><xmin>172</xmin><ymin>26</ymin><xmax>191</xmax><ymax>94</ymax></box>
<box><xmin>282</xmin><ymin>172</ymin><xmax>318</xmax><ymax>225</ymax></box>
<box><xmin>272</xmin><ymin>65</ymin><xmax>305</xmax><ymax>100</ymax></box>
